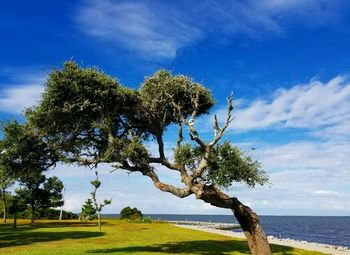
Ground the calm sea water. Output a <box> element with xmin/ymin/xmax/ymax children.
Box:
<box><xmin>103</xmin><ymin>214</ymin><xmax>350</xmax><ymax>248</ymax></box>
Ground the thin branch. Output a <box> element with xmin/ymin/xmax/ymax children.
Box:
<box><xmin>209</xmin><ymin>94</ymin><xmax>234</xmax><ymax>148</ymax></box>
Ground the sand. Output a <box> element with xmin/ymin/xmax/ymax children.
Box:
<box><xmin>173</xmin><ymin>224</ymin><xmax>349</xmax><ymax>255</ymax></box>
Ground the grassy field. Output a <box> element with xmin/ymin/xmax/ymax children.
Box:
<box><xmin>0</xmin><ymin>219</ymin><xmax>328</xmax><ymax>255</ymax></box>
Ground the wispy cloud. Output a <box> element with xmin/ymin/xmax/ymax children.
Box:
<box><xmin>0</xmin><ymin>68</ymin><xmax>45</xmax><ymax>114</ymax></box>
<box><xmin>75</xmin><ymin>1</ymin><xmax>202</xmax><ymax>60</ymax></box>
<box><xmin>75</xmin><ymin>0</ymin><xmax>346</xmax><ymax>60</ymax></box>
<box><xmin>213</xmin><ymin>75</ymin><xmax>350</xmax><ymax>136</ymax></box>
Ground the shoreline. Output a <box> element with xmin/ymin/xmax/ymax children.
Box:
<box><xmin>173</xmin><ymin>224</ymin><xmax>349</xmax><ymax>255</ymax></box>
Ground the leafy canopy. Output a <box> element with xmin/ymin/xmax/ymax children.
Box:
<box><xmin>0</xmin><ymin>121</ymin><xmax>57</xmax><ymax>180</ymax></box>
<box><xmin>27</xmin><ymin>61</ymin><xmax>268</xmax><ymax>191</ymax></box>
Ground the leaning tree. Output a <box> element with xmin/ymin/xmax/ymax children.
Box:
<box><xmin>27</xmin><ymin>62</ymin><xmax>271</xmax><ymax>254</ymax></box>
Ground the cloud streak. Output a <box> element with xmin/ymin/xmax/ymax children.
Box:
<box><xmin>75</xmin><ymin>0</ymin><xmax>347</xmax><ymax>60</ymax></box>
<box><xmin>0</xmin><ymin>68</ymin><xmax>45</xmax><ymax>114</ymax></box>
<box><xmin>215</xmin><ymin>75</ymin><xmax>350</xmax><ymax>136</ymax></box>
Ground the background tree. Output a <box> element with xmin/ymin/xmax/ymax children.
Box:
<box><xmin>0</xmin><ymin>121</ymin><xmax>61</xmax><ymax>224</ymax></box>
<box><xmin>0</xmin><ymin>166</ymin><xmax>14</xmax><ymax>223</ymax></box>
<box><xmin>90</xmin><ymin>171</ymin><xmax>111</xmax><ymax>231</ymax></box>
<box><xmin>0</xmin><ymin>123</ymin><xmax>15</xmax><ymax>223</ymax></box>
<box><xmin>27</xmin><ymin>62</ymin><xmax>271</xmax><ymax>255</ymax></box>
<box><xmin>81</xmin><ymin>198</ymin><xmax>97</xmax><ymax>222</ymax></box>
<box><xmin>8</xmin><ymin>194</ymin><xmax>27</xmax><ymax>228</ymax></box>
<box><xmin>120</xmin><ymin>206</ymin><xmax>143</xmax><ymax>220</ymax></box>
<box><xmin>16</xmin><ymin>174</ymin><xmax>64</xmax><ymax>224</ymax></box>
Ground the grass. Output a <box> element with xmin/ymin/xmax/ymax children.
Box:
<box><xmin>0</xmin><ymin>219</ymin><xmax>329</xmax><ymax>255</ymax></box>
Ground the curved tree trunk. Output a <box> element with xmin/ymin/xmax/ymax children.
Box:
<box><xmin>200</xmin><ymin>186</ymin><xmax>271</xmax><ymax>255</ymax></box>
<box><xmin>231</xmin><ymin>198</ymin><xmax>271</xmax><ymax>255</ymax></box>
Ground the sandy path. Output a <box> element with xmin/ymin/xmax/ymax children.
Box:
<box><xmin>173</xmin><ymin>224</ymin><xmax>349</xmax><ymax>255</ymax></box>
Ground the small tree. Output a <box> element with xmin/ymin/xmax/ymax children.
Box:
<box><xmin>81</xmin><ymin>198</ymin><xmax>96</xmax><ymax>222</ymax></box>
<box><xmin>120</xmin><ymin>206</ymin><xmax>143</xmax><ymax>220</ymax></box>
<box><xmin>90</xmin><ymin>171</ymin><xmax>111</xmax><ymax>231</ymax></box>
<box><xmin>16</xmin><ymin>174</ymin><xmax>64</xmax><ymax>224</ymax></box>
<box><xmin>8</xmin><ymin>194</ymin><xmax>27</xmax><ymax>228</ymax></box>
<box><xmin>0</xmin><ymin>121</ymin><xmax>60</xmax><ymax>224</ymax></box>
<box><xmin>0</xmin><ymin>169</ymin><xmax>14</xmax><ymax>223</ymax></box>
<box><xmin>0</xmin><ymin>124</ymin><xmax>15</xmax><ymax>223</ymax></box>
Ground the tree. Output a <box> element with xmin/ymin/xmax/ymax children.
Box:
<box><xmin>0</xmin><ymin>190</ymin><xmax>14</xmax><ymax>223</ymax></box>
<box><xmin>0</xmin><ymin>166</ymin><xmax>14</xmax><ymax>223</ymax></box>
<box><xmin>120</xmin><ymin>206</ymin><xmax>143</xmax><ymax>220</ymax></box>
<box><xmin>0</xmin><ymin>121</ymin><xmax>61</xmax><ymax>224</ymax></box>
<box><xmin>81</xmin><ymin>198</ymin><xmax>97</xmax><ymax>222</ymax></box>
<box><xmin>27</xmin><ymin>62</ymin><xmax>271</xmax><ymax>254</ymax></box>
<box><xmin>8</xmin><ymin>194</ymin><xmax>27</xmax><ymax>228</ymax></box>
<box><xmin>90</xmin><ymin>171</ymin><xmax>111</xmax><ymax>231</ymax></box>
<box><xmin>16</xmin><ymin>174</ymin><xmax>64</xmax><ymax>224</ymax></box>
<box><xmin>0</xmin><ymin>124</ymin><xmax>15</xmax><ymax>223</ymax></box>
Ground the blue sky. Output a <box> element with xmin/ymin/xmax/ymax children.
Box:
<box><xmin>1</xmin><ymin>0</ymin><xmax>350</xmax><ymax>216</ymax></box>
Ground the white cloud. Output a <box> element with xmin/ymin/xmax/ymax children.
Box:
<box><xmin>75</xmin><ymin>0</ymin><xmax>346</xmax><ymax>60</ymax></box>
<box><xmin>76</xmin><ymin>1</ymin><xmax>202</xmax><ymax>60</ymax></box>
<box><xmin>213</xmin><ymin>76</ymin><xmax>350</xmax><ymax>136</ymax></box>
<box><xmin>0</xmin><ymin>85</ymin><xmax>44</xmax><ymax>114</ymax></box>
<box><xmin>0</xmin><ymin>68</ymin><xmax>45</xmax><ymax>114</ymax></box>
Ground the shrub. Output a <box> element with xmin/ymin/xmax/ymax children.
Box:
<box><xmin>120</xmin><ymin>206</ymin><xmax>143</xmax><ymax>220</ymax></box>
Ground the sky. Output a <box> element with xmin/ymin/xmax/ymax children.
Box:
<box><xmin>1</xmin><ymin>0</ymin><xmax>350</xmax><ymax>216</ymax></box>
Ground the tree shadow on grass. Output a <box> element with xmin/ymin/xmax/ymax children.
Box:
<box><xmin>0</xmin><ymin>220</ymin><xmax>112</xmax><ymax>230</ymax></box>
<box><xmin>0</xmin><ymin>229</ymin><xmax>104</xmax><ymax>248</ymax></box>
<box><xmin>86</xmin><ymin>240</ymin><xmax>297</xmax><ymax>255</ymax></box>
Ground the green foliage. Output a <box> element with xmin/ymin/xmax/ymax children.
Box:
<box><xmin>0</xmin><ymin>121</ymin><xmax>57</xmax><ymax>180</ymax></box>
<box><xmin>15</xmin><ymin>174</ymin><xmax>64</xmax><ymax>217</ymax></box>
<box><xmin>120</xmin><ymin>137</ymin><xmax>150</xmax><ymax>168</ymax></box>
<box><xmin>120</xmin><ymin>206</ymin><xmax>143</xmax><ymax>220</ymax></box>
<box><xmin>207</xmin><ymin>142</ymin><xmax>268</xmax><ymax>188</ymax></box>
<box><xmin>25</xmin><ymin>61</ymin><xmax>268</xmax><ymax>196</ymax></box>
<box><xmin>139</xmin><ymin>70</ymin><xmax>215</xmax><ymax>134</ymax></box>
<box><xmin>81</xmin><ymin>198</ymin><xmax>96</xmax><ymax>221</ymax></box>
<box><xmin>26</xmin><ymin>61</ymin><xmax>138</xmax><ymax>164</ymax></box>
<box><xmin>174</xmin><ymin>143</ymin><xmax>202</xmax><ymax>170</ymax></box>
<box><xmin>37</xmin><ymin>208</ymin><xmax>78</xmax><ymax>220</ymax></box>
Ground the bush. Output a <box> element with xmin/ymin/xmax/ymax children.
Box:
<box><xmin>120</xmin><ymin>206</ymin><xmax>143</xmax><ymax>220</ymax></box>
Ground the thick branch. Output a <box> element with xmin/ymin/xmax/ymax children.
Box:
<box><xmin>117</xmin><ymin>161</ymin><xmax>192</xmax><ymax>198</ymax></box>
<box><xmin>144</xmin><ymin>169</ymin><xmax>192</xmax><ymax>198</ymax></box>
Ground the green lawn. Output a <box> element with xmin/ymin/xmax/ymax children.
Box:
<box><xmin>0</xmin><ymin>219</ymin><xmax>328</xmax><ymax>255</ymax></box>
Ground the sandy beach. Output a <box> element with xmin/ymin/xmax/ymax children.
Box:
<box><xmin>173</xmin><ymin>224</ymin><xmax>349</xmax><ymax>255</ymax></box>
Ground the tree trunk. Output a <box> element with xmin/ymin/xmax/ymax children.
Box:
<box><xmin>30</xmin><ymin>206</ymin><xmax>35</xmax><ymax>224</ymax></box>
<box><xmin>231</xmin><ymin>198</ymin><xmax>271</xmax><ymax>255</ymax></box>
<box><xmin>13</xmin><ymin>212</ymin><xmax>17</xmax><ymax>229</ymax></box>
<box><xmin>200</xmin><ymin>186</ymin><xmax>271</xmax><ymax>255</ymax></box>
<box><xmin>2</xmin><ymin>189</ymin><xmax>7</xmax><ymax>223</ymax></box>
<box><xmin>97</xmin><ymin>211</ymin><xmax>101</xmax><ymax>231</ymax></box>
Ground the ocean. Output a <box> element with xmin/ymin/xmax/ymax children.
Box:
<box><xmin>103</xmin><ymin>214</ymin><xmax>350</xmax><ymax>248</ymax></box>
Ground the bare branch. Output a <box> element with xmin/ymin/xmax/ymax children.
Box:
<box><xmin>209</xmin><ymin>94</ymin><xmax>234</xmax><ymax>148</ymax></box>
<box><xmin>176</xmin><ymin>124</ymin><xmax>183</xmax><ymax>149</ymax></box>
<box><xmin>144</xmin><ymin>169</ymin><xmax>192</xmax><ymax>198</ymax></box>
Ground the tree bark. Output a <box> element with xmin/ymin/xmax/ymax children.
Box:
<box><xmin>199</xmin><ymin>186</ymin><xmax>271</xmax><ymax>255</ymax></box>
<box><xmin>2</xmin><ymin>188</ymin><xmax>7</xmax><ymax>223</ymax></box>
<box><xmin>97</xmin><ymin>211</ymin><xmax>101</xmax><ymax>231</ymax></box>
<box><xmin>231</xmin><ymin>198</ymin><xmax>271</xmax><ymax>255</ymax></box>
<box><xmin>13</xmin><ymin>212</ymin><xmax>17</xmax><ymax>229</ymax></box>
<box><xmin>30</xmin><ymin>206</ymin><xmax>35</xmax><ymax>224</ymax></box>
